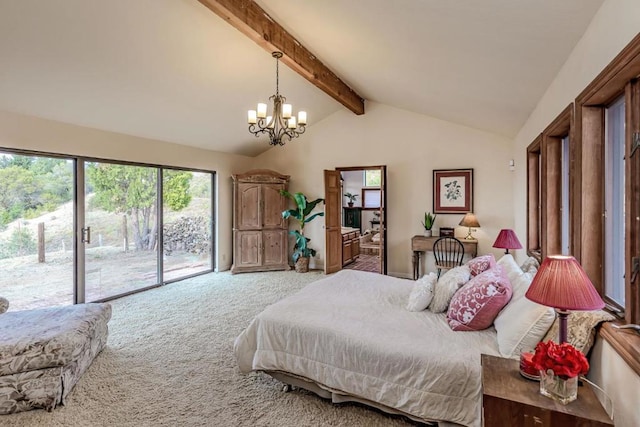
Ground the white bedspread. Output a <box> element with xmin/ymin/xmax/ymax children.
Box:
<box><xmin>234</xmin><ymin>270</ymin><xmax>501</xmax><ymax>427</ymax></box>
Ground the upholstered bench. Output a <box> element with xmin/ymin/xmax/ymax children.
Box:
<box><xmin>0</xmin><ymin>302</ymin><xmax>112</xmax><ymax>414</ymax></box>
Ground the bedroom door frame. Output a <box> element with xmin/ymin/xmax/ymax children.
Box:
<box><xmin>327</xmin><ymin>165</ymin><xmax>387</xmax><ymax>275</ymax></box>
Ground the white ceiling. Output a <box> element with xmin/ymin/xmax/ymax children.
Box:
<box><xmin>0</xmin><ymin>0</ymin><xmax>604</xmax><ymax>157</ymax></box>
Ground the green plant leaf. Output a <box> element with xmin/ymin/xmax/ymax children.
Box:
<box><xmin>303</xmin><ymin>198</ymin><xmax>324</xmax><ymax>216</ymax></box>
<box><xmin>304</xmin><ymin>212</ymin><xmax>325</xmax><ymax>223</ymax></box>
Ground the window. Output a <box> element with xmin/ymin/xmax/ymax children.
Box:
<box><xmin>528</xmin><ymin>104</ymin><xmax>572</xmax><ymax>260</ymax></box>
<box><xmin>561</xmin><ymin>135</ymin><xmax>570</xmax><ymax>255</ymax></box>
<box><xmin>364</xmin><ymin>169</ymin><xmax>381</xmax><ymax>187</ymax></box>
<box><xmin>362</xmin><ymin>188</ymin><xmax>381</xmax><ymax>209</ymax></box>
<box><xmin>604</xmin><ymin>96</ymin><xmax>625</xmax><ymax>309</ymax></box>
<box><xmin>528</xmin><ymin>34</ymin><xmax>640</xmax><ymax>370</ymax></box>
<box><xmin>526</xmin><ymin>136</ymin><xmax>542</xmax><ymax>260</ymax></box>
<box><xmin>574</xmin><ymin>35</ymin><xmax>640</xmax><ymax>327</ymax></box>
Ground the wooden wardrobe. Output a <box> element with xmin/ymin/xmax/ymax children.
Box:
<box><xmin>231</xmin><ymin>169</ymin><xmax>290</xmax><ymax>274</ymax></box>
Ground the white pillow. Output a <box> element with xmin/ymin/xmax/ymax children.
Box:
<box><xmin>428</xmin><ymin>265</ymin><xmax>471</xmax><ymax>313</ymax></box>
<box><xmin>407</xmin><ymin>273</ymin><xmax>437</xmax><ymax>311</ymax></box>
<box><xmin>511</xmin><ymin>271</ymin><xmax>535</xmax><ymax>302</ymax></box>
<box><xmin>494</xmin><ymin>272</ymin><xmax>555</xmax><ymax>358</ymax></box>
<box><xmin>496</xmin><ymin>254</ymin><xmax>524</xmax><ymax>284</ymax></box>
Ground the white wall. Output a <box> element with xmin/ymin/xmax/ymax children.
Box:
<box><xmin>342</xmin><ymin>170</ymin><xmax>364</xmax><ymax>208</ymax></box>
<box><xmin>252</xmin><ymin>101</ymin><xmax>513</xmax><ymax>277</ymax></box>
<box><xmin>511</xmin><ymin>1</ymin><xmax>640</xmax><ymax>425</ymax></box>
<box><xmin>0</xmin><ymin>109</ymin><xmax>253</xmax><ymax>272</ymax></box>
<box><xmin>589</xmin><ymin>338</ymin><xmax>640</xmax><ymax>427</ymax></box>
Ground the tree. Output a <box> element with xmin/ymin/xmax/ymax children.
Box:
<box><xmin>0</xmin><ymin>156</ymin><xmax>73</xmax><ymax>226</ymax></box>
<box><xmin>0</xmin><ymin>166</ymin><xmax>39</xmax><ymax>226</ymax></box>
<box><xmin>86</xmin><ymin>164</ymin><xmax>192</xmax><ymax>251</ymax></box>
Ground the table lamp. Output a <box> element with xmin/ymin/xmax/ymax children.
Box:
<box><xmin>525</xmin><ymin>255</ymin><xmax>604</xmax><ymax>343</ymax></box>
<box><xmin>492</xmin><ymin>229</ymin><xmax>522</xmax><ymax>254</ymax></box>
<box><xmin>459</xmin><ymin>213</ymin><xmax>480</xmax><ymax>240</ymax></box>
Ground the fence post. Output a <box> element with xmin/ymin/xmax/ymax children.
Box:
<box><xmin>38</xmin><ymin>222</ymin><xmax>45</xmax><ymax>263</ymax></box>
<box><xmin>122</xmin><ymin>215</ymin><xmax>129</xmax><ymax>252</ymax></box>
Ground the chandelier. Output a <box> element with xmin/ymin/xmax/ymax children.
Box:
<box><xmin>247</xmin><ymin>52</ymin><xmax>307</xmax><ymax>146</ymax></box>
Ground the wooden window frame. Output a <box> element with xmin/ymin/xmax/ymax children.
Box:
<box><xmin>541</xmin><ymin>104</ymin><xmax>574</xmax><ymax>258</ymax></box>
<box><xmin>529</xmin><ymin>33</ymin><xmax>640</xmax><ymax>374</ymax></box>
<box><xmin>526</xmin><ymin>135</ymin><xmax>542</xmax><ymax>261</ymax></box>
<box><xmin>571</xmin><ymin>33</ymin><xmax>640</xmax><ymax>373</ymax></box>
<box><xmin>361</xmin><ymin>187</ymin><xmax>381</xmax><ymax>209</ymax></box>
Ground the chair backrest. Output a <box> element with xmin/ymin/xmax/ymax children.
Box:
<box><xmin>433</xmin><ymin>237</ymin><xmax>465</xmax><ymax>268</ymax></box>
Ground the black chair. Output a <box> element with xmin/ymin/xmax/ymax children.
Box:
<box><xmin>433</xmin><ymin>237</ymin><xmax>465</xmax><ymax>279</ymax></box>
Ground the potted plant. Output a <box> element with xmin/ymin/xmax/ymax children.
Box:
<box><xmin>280</xmin><ymin>190</ymin><xmax>325</xmax><ymax>273</ymax></box>
<box><xmin>421</xmin><ymin>212</ymin><xmax>437</xmax><ymax>237</ymax></box>
<box><xmin>344</xmin><ymin>192</ymin><xmax>357</xmax><ymax>207</ymax></box>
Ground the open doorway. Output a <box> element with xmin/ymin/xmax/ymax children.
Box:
<box><xmin>324</xmin><ymin>166</ymin><xmax>387</xmax><ymax>275</ymax></box>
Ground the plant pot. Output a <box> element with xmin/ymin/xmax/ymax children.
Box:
<box><xmin>424</xmin><ymin>229</ymin><xmax>432</xmax><ymax>237</ymax></box>
<box><xmin>348</xmin><ymin>202</ymin><xmax>354</xmax><ymax>207</ymax></box>
<box><xmin>295</xmin><ymin>256</ymin><xmax>310</xmax><ymax>273</ymax></box>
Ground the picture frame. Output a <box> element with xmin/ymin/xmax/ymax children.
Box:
<box><xmin>433</xmin><ymin>169</ymin><xmax>473</xmax><ymax>214</ymax></box>
<box><xmin>439</xmin><ymin>227</ymin><xmax>455</xmax><ymax>237</ymax></box>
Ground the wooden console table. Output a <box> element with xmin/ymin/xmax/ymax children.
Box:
<box><xmin>411</xmin><ymin>235</ymin><xmax>477</xmax><ymax>280</ymax></box>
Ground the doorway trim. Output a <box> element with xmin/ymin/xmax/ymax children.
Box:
<box><xmin>330</xmin><ymin>165</ymin><xmax>387</xmax><ymax>275</ymax></box>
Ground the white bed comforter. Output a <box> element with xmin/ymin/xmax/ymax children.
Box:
<box><xmin>234</xmin><ymin>270</ymin><xmax>501</xmax><ymax>427</ymax></box>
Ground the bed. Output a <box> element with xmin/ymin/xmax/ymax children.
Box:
<box><xmin>234</xmin><ymin>269</ymin><xmax>502</xmax><ymax>427</ymax></box>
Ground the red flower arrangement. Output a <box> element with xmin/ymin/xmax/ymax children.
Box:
<box><xmin>532</xmin><ymin>340</ymin><xmax>590</xmax><ymax>379</ymax></box>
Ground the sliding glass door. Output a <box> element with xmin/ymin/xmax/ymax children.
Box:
<box><xmin>1</xmin><ymin>149</ymin><xmax>215</xmax><ymax>310</ymax></box>
<box><xmin>0</xmin><ymin>151</ymin><xmax>75</xmax><ymax>310</ymax></box>
<box><xmin>162</xmin><ymin>170</ymin><xmax>213</xmax><ymax>281</ymax></box>
<box><xmin>83</xmin><ymin>161</ymin><xmax>160</xmax><ymax>301</ymax></box>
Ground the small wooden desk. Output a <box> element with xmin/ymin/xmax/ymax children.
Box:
<box><xmin>481</xmin><ymin>354</ymin><xmax>613</xmax><ymax>426</ymax></box>
<box><xmin>411</xmin><ymin>235</ymin><xmax>477</xmax><ymax>280</ymax></box>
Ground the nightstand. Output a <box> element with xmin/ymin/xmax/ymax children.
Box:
<box><xmin>481</xmin><ymin>354</ymin><xmax>613</xmax><ymax>427</ymax></box>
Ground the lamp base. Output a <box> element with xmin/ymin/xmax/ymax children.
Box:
<box><xmin>464</xmin><ymin>228</ymin><xmax>474</xmax><ymax>240</ymax></box>
<box><xmin>556</xmin><ymin>309</ymin><xmax>570</xmax><ymax>343</ymax></box>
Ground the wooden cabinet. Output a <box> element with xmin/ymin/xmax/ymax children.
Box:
<box><xmin>481</xmin><ymin>354</ymin><xmax>613</xmax><ymax>427</ymax></box>
<box><xmin>231</xmin><ymin>170</ymin><xmax>290</xmax><ymax>274</ymax></box>
<box><xmin>342</xmin><ymin>230</ymin><xmax>361</xmax><ymax>266</ymax></box>
<box><xmin>343</xmin><ymin>207</ymin><xmax>361</xmax><ymax>229</ymax></box>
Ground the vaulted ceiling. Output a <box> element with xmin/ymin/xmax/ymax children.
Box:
<box><xmin>0</xmin><ymin>0</ymin><xmax>604</xmax><ymax>157</ymax></box>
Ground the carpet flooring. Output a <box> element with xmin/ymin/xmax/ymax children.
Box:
<box><xmin>3</xmin><ymin>270</ymin><xmax>416</xmax><ymax>427</ymax></box>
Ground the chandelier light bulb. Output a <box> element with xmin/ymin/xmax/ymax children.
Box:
<box><xmin>298</xmin><ymin>111</ymin><xmax>307</xmax><ymax>125</ymax></box>
<box><xmin>282</xmin><ymin>104</ymin><xmax>292</xmax><ymax>119</ymax></box>
<box><xmin>256</xmin><ymin>103</ymin><xmax>267</xmax><ymax>119</ymax></box>
<box><xmin>248</xmin><ymin>110</ymin><xmax>257</xmax><ymax>124</ymax></box>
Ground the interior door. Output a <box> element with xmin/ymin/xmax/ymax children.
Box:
<box><xmin>324</xmin><ymin>169</ymin><xmax>342</xmax><ymax>274</ymax></box>
<box><xmin>379</xmin><ymin>166</ymin><xmax>388</xmax><ymax>275</ymax></box>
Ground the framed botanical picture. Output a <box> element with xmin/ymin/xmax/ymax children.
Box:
<box><xmin>433</xmin><ymin>169</ymin><xmax>473</xmax><ymax>214</ymax></box>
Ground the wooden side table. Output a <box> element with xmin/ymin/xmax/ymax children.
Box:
<box><xmin>481</xmin><ymin>354</ymin><xmax>613</xmax><ymax>427</ymax></box>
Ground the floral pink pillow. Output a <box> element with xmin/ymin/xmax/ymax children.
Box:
<box><xmin>467</xmin><ymin>254</ymin><xmax>496</xmax><ymax>276</ymax></box>
<box><xmin>447</xmin><ymin>265</ymin><xmax>512</xmax><ymax>331</ymax></box>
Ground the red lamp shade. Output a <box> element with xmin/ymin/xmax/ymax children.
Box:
<box><xmin>525</xmin><ymin>255</ymin><xmax>605</xmax><ymax>343</ymax></box>
<box><xmin>525</xmin><ymin>255</ymin><xmax>604</xmax><ymax>311</ymax></box>
<box><xmin>492</xmin><ymin>229</ymin><xmax>522</xmax><ymax>253</ymax></box>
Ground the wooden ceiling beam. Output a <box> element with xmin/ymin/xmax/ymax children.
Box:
<box><xmin>197</xmin><ymin>0</ymin><xmax>365</xmax><ymax>115</ymax></box>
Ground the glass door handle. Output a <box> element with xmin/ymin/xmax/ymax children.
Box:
<box><xmin>82</xmin><ymin>226</ymin><xmax>91</xmax><ymax>244</ymax></box>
